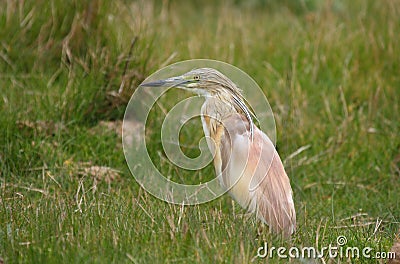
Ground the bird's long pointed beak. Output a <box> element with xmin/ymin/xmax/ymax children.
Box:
<box><xmin>141</xmin><ymin>76</ymin><xmax>188</xmax><ymax>88</ymax></box>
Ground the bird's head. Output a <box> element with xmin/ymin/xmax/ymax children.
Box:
<box><xmin>141</xmin><ymin>68</ymin><xmax>241</xmax><ymax>96</ymax></box>
<box><xmin>141</xmin><ymin>67</ymin><xmax>255</xmax><ymax>137</ymax></box>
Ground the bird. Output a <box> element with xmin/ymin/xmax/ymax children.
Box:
<box><xmin>141</xmin><ymin>68</ymin><xmax>296</xmax><ymax>237</ymax></box>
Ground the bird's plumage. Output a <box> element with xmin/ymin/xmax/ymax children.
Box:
<box><xmin>142</xmin><ymin>67</ymin><xmax>296</xmax><ymax>237</ymax></box>
<box><xmin>202</xmin><ymin>100</ymin><xmax>295</xmax><ymax>237</ymax></box>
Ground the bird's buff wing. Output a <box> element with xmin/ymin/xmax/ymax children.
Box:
<box><xmin>217</xmin><ymin>114</ymin><xmax>296</xmax><ymax>237</ymax></box>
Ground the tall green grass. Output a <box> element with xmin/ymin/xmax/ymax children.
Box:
<box><xmin>1</xmin><ymin>0</ymin><xmax>399</xmax><ymax>263</ymax></box>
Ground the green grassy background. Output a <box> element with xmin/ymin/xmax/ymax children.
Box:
<box><xmin>1</xmin><ymin>0</ymin><xmax>399</xmax><ymax>263</ymax></box>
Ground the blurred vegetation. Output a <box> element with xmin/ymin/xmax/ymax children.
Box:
<box><xmin>1</xmin><ymin>0</ymin><xmax>399</xmax><ymax>263</ymax></box>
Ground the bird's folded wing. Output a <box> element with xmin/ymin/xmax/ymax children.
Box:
<box><xmin>219</xmin><ymin>113</ymin><xmax>296</xmax><ymax>237</ymax></box>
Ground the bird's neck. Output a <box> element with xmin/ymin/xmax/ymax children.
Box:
<box><xmin>200</xmin><ymin>96</ymin><xmax>237</xmax><ymax>138</ymax></box>
<box><xmin>203</xmin><ymin>95</ymin><xmax>237</xmax><ymax>116</ymax></box>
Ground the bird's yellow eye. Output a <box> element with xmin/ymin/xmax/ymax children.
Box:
<box><xmin>193</xmin><ymin>75</ymin><xmax>200</xmax><ymax>81</ymax></box>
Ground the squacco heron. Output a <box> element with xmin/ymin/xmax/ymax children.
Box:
<box><xmin>142</xmin><ymin>68</ymin><xmax>296</xmax><ymax>237</ymax></box>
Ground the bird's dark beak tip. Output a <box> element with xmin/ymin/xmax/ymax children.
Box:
<box><xmin>140</xmin><ymin>80</ymin><xmax>166</xmax><ymax>87</ymax></box>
